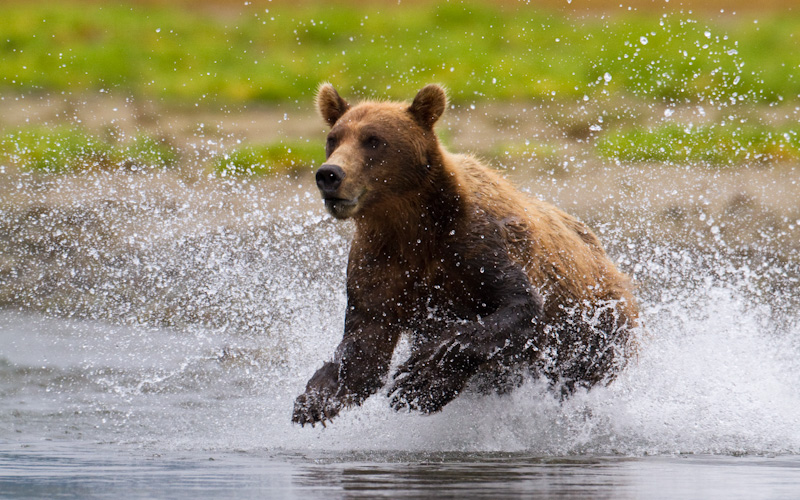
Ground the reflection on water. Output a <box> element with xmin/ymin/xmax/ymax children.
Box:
<box><xmin>3</xmin><ymin>442</ymin><xmax>800</xmax><ymax>499</ymax></box>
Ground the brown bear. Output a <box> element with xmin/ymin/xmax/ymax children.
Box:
<box><xmin>292</xmin><ymin>83</ymin><xmax>638</xmax><ymax>426</ymax></box>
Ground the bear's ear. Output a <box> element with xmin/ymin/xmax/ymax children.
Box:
<box><xmin>316</xmin><ymin>83</ymin><xmax>350</xmax><ymax>127</ymax></box>
<box><xmin>408</xmin><ymin>84</ymin><xmax>447</xmax><ymax>129</ymax></box>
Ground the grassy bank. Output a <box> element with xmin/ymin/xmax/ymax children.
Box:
<box><xmin>5</xmin><ymin>117</ymin><xmax>800</xmax><ymax>177</ymax></box>
<box><xmin>0</xmin><ymin>126</ymin><xmax>178</xmax><ymax>173</ymax></box>
<box><xmin>597</xmin><ymin>123</ymin><xmax>800</xmax><ymax>165</ymax></box>
<box><xmin>2</xmin><ymin>2</ymin><xmax>800</xmax><ymax>104</ymax></box>
<box><xmin>0</xmin><ymin>126</ymin><xmax>321</xmax><ymax>176</ymax></box>
<box><xmin>2</xmin><ymin>2</ymin><xmax>800</xmax><ymax>175</ymax></box>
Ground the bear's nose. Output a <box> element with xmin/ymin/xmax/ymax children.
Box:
<box><xmin>316</xmin><ymin>164</ymin><xmax>345</xmax><ymax>195</ymax></box>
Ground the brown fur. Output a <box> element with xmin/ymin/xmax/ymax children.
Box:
<box><xmin>292</xmin><ymin>84</ymin><xmax>638</xmax><ymax>426</ymax></box>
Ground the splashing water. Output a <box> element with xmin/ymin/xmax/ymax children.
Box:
<box><xmin>1</xmin><ymin>169</ymin><xmax>798</xmax><ymax>457</ymax></box>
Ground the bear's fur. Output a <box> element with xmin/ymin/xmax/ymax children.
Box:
<box><xmin>292</xmin><ymin>84</ymin><xmax>638</xmax><ymax>426</ymax></box>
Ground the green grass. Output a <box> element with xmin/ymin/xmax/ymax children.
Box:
<box><xmin>596</xmin><ymin>123</ymin><xmax>800</xmax><ymax>165</ymax></box>
<box><xmin>0</xmin><ymin>125</ymin><xmax>319</xmax><ymax>176</ymax></box>
<box><xmin>3</xmin><ymin>2</ymin><xmax>800</xmax><ymax>173</ymax></box>
<box><xmin>0</xmin><ymin>126</ymin><xmax>111</xmax><ymax>173</ymax></box>
<box><xmin>1</xmin><ymin>2</ymin><xmax>799</xmax><ymax>104</ymax></box>
<box><xmin>5</xmin><ymin>121</ymin><xmax>798</xmax><ymax>175</ymax></box>
<box><xmin>0</xmin><ymin>126</ymin><xmax>178</xmax><ymax>173</ymax></box>
<box><xmin>123</xmin><ymin>135</ymin><xmax>180</xmax><ymax>170</ymax></box>
<box><xmin>210</xmin><ymin>141</ymin><xmax>322</xmax><ymax>177</ymax></box>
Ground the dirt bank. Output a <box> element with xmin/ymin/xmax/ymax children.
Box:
<box><xmin>1</xmin><ymin>92</ymin><xmax>798</xmax><ymax>325</ymax></box>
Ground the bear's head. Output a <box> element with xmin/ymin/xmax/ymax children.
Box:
<box><xmin>314</xmin><ymin>84</ymin><xmax>448</xmax><ymax>220</ymax></box>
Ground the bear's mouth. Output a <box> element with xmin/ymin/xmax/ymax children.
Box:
<box><xmin>323</xmin><ymin>190</ymin><xmax>364</xmax><ymax>219</ymax></box>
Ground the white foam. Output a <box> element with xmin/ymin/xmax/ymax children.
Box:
<box><xmin>3</xmin><ymin>198</ymin><xmax>798</xmax><ymax>457</ymax></box>
<box><xmin>170</xmin><ymin>280</ymin><xmax>800</xmax><ymax>456</ymax></box>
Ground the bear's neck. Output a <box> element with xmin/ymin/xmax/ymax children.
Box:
<box><xmin>354</xmin><ymin>157</ymin><xmax>463</xmax><ymax>264</ymax></box>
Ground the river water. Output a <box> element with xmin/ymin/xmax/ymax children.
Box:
<box><xmin>1</xmin><ymin>173</ymin><xmax>800</xmax><ymax>498</ymax></box>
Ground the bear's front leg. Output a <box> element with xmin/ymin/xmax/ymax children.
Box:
<box><xmin>388</xmin><ymin>304</ymin><xmax>540</xmax><ymax>413</ymax></box>
<box><xmin>292</xmin><ymin>319</ymin><xmax>400</xmax><ymax>427</ymax></box>
<box><xmin>388</xmin><ymin>257</ymin><xmax>543</xmax><ymax>414</ymax></box>
<box><xmin>388</xmin><ymin>333</ymin><xmax>484</xmax><ymax>413</ymax></box>
<box><xmin>292</xmin><ymin>361</ymin><xmax>341</xmax><ymax>427</ymax></box>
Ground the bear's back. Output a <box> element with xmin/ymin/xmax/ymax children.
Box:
<box><xmin>445</xmin><ymin>152</ymin><xmax>635</xmax><ymax>316</ymax></box>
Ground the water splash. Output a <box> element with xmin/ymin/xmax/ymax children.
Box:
<box><xmin>1</xmin><ymin>172</ymin><xmax>798</xmax><ymax>456</ymax></box>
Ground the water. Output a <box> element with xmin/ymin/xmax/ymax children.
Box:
<box><xmin>1</xmin><ymin>172</ymin><xmax>800</xmax><ymax>497</ymax></box>
<box><xmin>4</xmin><ymin>444</ymin><xmax>800</xmax><ymax>499</ymax></box>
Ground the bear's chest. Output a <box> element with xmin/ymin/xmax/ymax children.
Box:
<box><xmin>394</xmin><ymin>260</ymin><xmax>494</xmax><ymax>327</ymax></box>
<box><xmin>348</xmin><ymin>245</ymin><xmax>496</xmax><ymax>328</ymax></box>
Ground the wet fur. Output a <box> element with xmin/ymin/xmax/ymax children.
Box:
<box><xmin>292</xmin><ymin>84</ymin><xmax>638</xmax><ymax>426</ymax></box>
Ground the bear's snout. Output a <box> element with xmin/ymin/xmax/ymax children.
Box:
<box><xmin>316</xmin><ymin>164</ymin><xmax>346</xmax><ymax>197</ymax></box>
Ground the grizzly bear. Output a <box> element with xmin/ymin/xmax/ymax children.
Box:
<box><xmin>292</xmin><ymin>84</ymin><xmax>638</xmax><ymax>426</ymax></box>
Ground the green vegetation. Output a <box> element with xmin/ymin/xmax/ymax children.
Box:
<box><xmin>596</xmin><ymin>123</ymin><xmax>800</xmax><ymax>165</ymax></box>
<box><xmin>0</xmin><ymin>126</ymin><xmax>177</xmax><ymax>173</ymax></box>
<box><xmin>1</xmin><ymin>126</ymin><xmax>111</xmax><ymax>173</ymax></box>
<box><xmin>0</xmin><ymin>125</ymin><xmax>319</xmax><ymax>176</ymax></box>
<box><xmin>4</xmin><ymin>121</ymin><xmax>799</xmax><ymax>175</ymax></box>
<box><xmin>1</xmin><ymin>2</ymin><xmax>799</xmax><ymax>104</ymax></box>
<box><xmin>211</xmin><ymin>141</ymin><xmax>321</xmax><ymax>177</ymax></box>
<box><xmin>122</xmin><ymin>134</ymin><xmax>180</xmax><ymax>170</ymax></box>
<box><xmin>2</xmin><ymin>2</ymin><xmax>799</xmax><ymax>174</ymax></box>
<box><xmin>490</xmin><ymin>140</ymin><xmax>561</xmax><ymax>168</ymax></box>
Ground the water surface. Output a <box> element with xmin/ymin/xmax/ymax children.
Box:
<box><xmin>3</xmin><ymin>442</ymin><xmax>800</xmax><ymax>499</ymax></box>
<box><xmin>1</xmin><ymin>172</ymin><xmax>799</xmax><ymax>497</ymax></box>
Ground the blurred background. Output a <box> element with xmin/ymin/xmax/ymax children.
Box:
<box><xmin>2</xmin><ymin>0</ymin><xmax>799</xmax><ymax>324</ymax></box>
<box><xmin>0</xmin><ymin>0</ymin><xmax>798</xmax><ymax>333</ymax></box>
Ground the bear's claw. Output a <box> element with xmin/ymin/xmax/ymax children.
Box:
<box><xmin>387</xmin><ymin>337</ymin><xmax>482</xmax><ymax>413</ymax></box>
<box><xmin>292</xmin><ymin>390</ymin><xmax>341</xmax><ymax>427</ymax></box>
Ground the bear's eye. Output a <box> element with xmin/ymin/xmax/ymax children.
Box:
<box><xmin>365</xmin><ymin>136</ymin><xmax>384</xmax><ymax>150</ymax></box>
<box><xmin>325</xmin><ymin>136</ymin><xmax>338</xmax><ymax>157</ymax></box>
